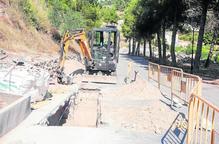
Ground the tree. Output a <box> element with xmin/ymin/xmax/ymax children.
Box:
<box><xmin>59</xmin><ymin>11</ymin><xmax>86</xmax><ymax>33</ymax></box>
<box><xmin>122</xmin><ymin>0</ymin><xmax>139</xmax><ymax>54</ymax></box>
<box><xmin>204</xmin><ymin>1</ymin><xmax>219</xmax><ymax>67</ymax></box>
<box><xmin>101</xmin><ymin>6</ymin><xmax>119</xmax><ymax>24</ymax></box>
<box><xmin>82</xmin><ymin>4</ymin><xmax>102</xmax><ymax>29</ymax></box>
<box><xmin>162</xmin><ymin>19</ymin><xmax>167</xmax><ymax>63</ymax></box>
<box><xmin>48</xmin><ymin>0</ymin><xmax>86</xmax><ymax>33</ymax></box>
<box><xmin>134</xmin><ymin>0</ymin><xmax>167</xmax><ymax>62</ymax></box>
<box><xmin>143</xmin><ymin>39</ymin><xmax>146</xmax><ymax>56</ymax></box>
<box><xmin>157</xmin><ymin>30</ymin><xmax>162</xmax><ymax>63</ymax></box>
<box><xmin>194</xmin><ymin>0</ymin><xmax>211</xmax><ymax>70</ymax></box>
<box><xmin>166</xmin><ymin>0</ymin><xmax>186</xmax><ymax>66</ymax></box>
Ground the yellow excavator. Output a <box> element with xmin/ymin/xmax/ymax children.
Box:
<box><xmin>57</xmin><ymin>26</ymin><xmax>120</xmax><ymax>84</ymax></box>
<box><xmin>57</xmin><ymin>29</ymin><xmax>91</xmax><ymax>84</ymax></box>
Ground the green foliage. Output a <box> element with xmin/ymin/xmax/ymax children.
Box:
<box><xmin>113</xmin><ymin>0</ymin><xmax>128</xmax><ymax>11</ymax></box>
<box><xmin>216</xmin><ymin>55</ymin><xmax>219</xmax><ymax>63</ymax></box>
<box><xmin>20</xmin><ymin>0</ymin><xmax>40</xmax><ymax>29</ymax></box>
<box><xmin>100</xmin><ymin>0</ymin><xmax>130</xmax><ymax>11</ymax></box>
<box><xmin>81</xmin><ymin>4</ymin><xmax>102</xmax><ymax>29</ymax></box>
<box><xmin>101</xmin><ymin>6</ymin><xmax>119</xmax><ymax>24</ymax></box>
<box><xmin>175</xmin><ymin>44</ymin><xmax>210</xmax><ymax>59</ymax></box>
<box><xmin>175</xmin><ymin>46</ymin><xmax>185</xmax><ymax>53</ymax></box>
<box><xmin>48</xmin><ymin>0</ymin><xmax>103</xmax><ymax>31</ymax></box>
<box><xmin>179</xmin><ymin>32</ymin><xmax>219</xmax><ymax>45</ymax></box>
<box><xmin>201</xmin><ymin>45</ymin><xmax>210</xmax><ymax>59</ymax></box>
<box><xmin>179</xmin><ymin>32</ymin><xmax>199</xmax><ymax>41</ymax></box>
<box><xmin>48</xmin><ymin>0</ymin><xmax>86</xmax><ymax>33</ymax></box>
<box><xmin>60</xmin><ymin>11</ymin><xmax>86</xmax><ymax>34</ymax></box>
<box><xmin>203</xmin><ymin>32</ymin><xmax>219</xmax><ymax>44</ymax></box>
<box><xmin>122</xmin><ymin>0</ymin><xmax>138</xmax><ymax>38</ymax></box>
<box><xmin>20</xmin><ymin>0</ymin><xmax>51</xmax><ymax>31</ymax></box>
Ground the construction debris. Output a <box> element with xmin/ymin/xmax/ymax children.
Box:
<box><xmin>0</xmin><ymin>61</ymin><xmax>50</xmax><ymax>103</ymax></box>
<box><xmin>0</xmin><ymin>49</ymin><xmax>7</xmax><ymax>60</ymax></box>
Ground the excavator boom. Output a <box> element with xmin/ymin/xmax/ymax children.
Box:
<box><xmin>58</xmin><ymin>30</ymin><xmax>92</xmax><ymax>71</ymax></box>
<box><xmin>57</xmin><ymin>29</ymin><xmax>92</xmax><ymax>84</ymax></box>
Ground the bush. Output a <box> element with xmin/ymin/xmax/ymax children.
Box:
<box><xmin>178</xmin><ymin>32</ymin><xmax>198</xmax><ymax>42</ymax></box>
<box><xmin>179</xmin><ymin>32</ymin><xmax>219</xmax><ymax>45</ymax></box>
<box><xmin>175</xmin><ymin>46</ymin><xmax>185</xmax><ymax>53</ymax></box>
<box><xmin>203</xmin><ymin>32</ymin><xmax>219</xmax><ymax>45</ymax></box>
<box><xmin>20</xmin><ymin>0</ymin><xmax>40</xmax><ymax>29</ymax></box>
<box><xmin>175</xmin><ymin>44</ymin><xmax>210</xmax><ymax>60</ymax></box>
<box><xmin>216</xmin><ymin>55</ymin><xmax>219</xmax><ymax>63</ymax></box>
<box><xmin>59</xmin><ymin>11</ymin><xmax>86</xmax><ymax>34</ymax></box>
<box><xmin>82</xmin><ymin>4</ymin><xmax>102</xmax><ymax>29</ymax></box>
<box><xmin>201</xmin><ymin>45</ymin><xmax>210</xmax><ymax>60</ymax></box>
<box><xmin>20</xmin><ymin>0</ymin><xmax>50</xmax><ymax>31</ymax></box>
<box><xmin>101</xmin><ymin>6</ymin><xmax>119</xmax><ymax>24</ymax></box>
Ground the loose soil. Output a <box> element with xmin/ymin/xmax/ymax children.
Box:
<box><xmin>62</xmin><ymin>75</ymin><xmax>178</xmax><ymax>135</ymax></box>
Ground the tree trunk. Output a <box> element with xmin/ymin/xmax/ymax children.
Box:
<box><xmin>132</xmin><ymin>37</ymin><xmax>136</xmax><ymax>55</ymax></box>
<box><xmin>128</xmin><ymin>38</ymin><xmax>131</xmax><ymax>55</ymax></box>
<box><xmin>162</xmin><ymin>20</ymin><xmax>166</xmax><ymax>64</ymax></box>
<box><xmin>170</xmin><ymin>11</ymin><xmax>177</xmax><ymax>66</ymax></box>
<box><xmin>157</xmin><ymin>30</ymin><xmax>162</xmax><ymax>63</ymax></box>
<box><xmin>136</xmin><ymin>39</ymin><xmax>141</xmax><ymax>56</ymax></box>
<box><xmin>149</xmin><ymin>39</ymin><xmax>152</xmax><ymax>59</ymax></box>
<box><xmin>194</xmin><ymin>1</ymin><xmax>209</xmax><ymax>70</ymax></box>
<box><xmin>143</xmin><ymin>39</ymin><xmax>146</xmax><ymax>57</ymax></box>
<box><xmin>204</xmin><ymin>31</ymin><xmax>218</xmax><ymax>68</ymax></box>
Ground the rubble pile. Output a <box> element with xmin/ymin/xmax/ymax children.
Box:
<box><xmin>33</xmin><ymin>53</ymin><xmax>79</xmax><ymax>80</ymax></box>
<box><xmin>33</xmin><ymin>58</ymin><xmax>59</xmax><ymax>80</ymax></box>
<box><xmin>0</xmin><ymin>49</ymin><xmax>81</xmax><ymax>102</ymax></box>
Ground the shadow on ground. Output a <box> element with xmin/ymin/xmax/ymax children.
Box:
<box><xmin>120</xmin><ymin>53</ymin><xmax>149</xmax><ymax>70</ymax></box>
<box><xmin>161</xmin><ymin>113</ymin><xmax>187</xmax><ymax>144</ymax></box>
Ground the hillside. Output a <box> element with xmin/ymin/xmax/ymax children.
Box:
<box><xmin>0</xmin><ymin>0</ymin><xmax>58</xmax><ymax>55</ymax></box>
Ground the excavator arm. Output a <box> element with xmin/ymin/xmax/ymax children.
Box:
<box><xmin>57</xmin><ymin>30</ymin><xmax>92</xmax><ymax>84</ymax></box>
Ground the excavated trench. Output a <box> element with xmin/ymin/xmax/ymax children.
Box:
<box><xmin>42</xmin><ymin>83</ymin><xmax>104</xmax><ymax>128</ymax></box>
<box><xmin>60</xmin><ymin>89</ymin><xmax>102</xmax><ymax>127</ymax></box>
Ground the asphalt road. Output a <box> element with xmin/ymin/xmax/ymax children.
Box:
<box><xmin>202</xmin><ymin>83</ymin><xmax>219</xmax><ymax>107</ymax></box>
<box><xmin>119</xmin><ymin>48</ymin><xmax>219</xmax><ymax>108</ymax></box>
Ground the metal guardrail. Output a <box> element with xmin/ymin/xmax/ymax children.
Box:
<box><xmin>148</xmin><ymin>61</ymin><xmax>218</xmax><ymax>144</ymax></box>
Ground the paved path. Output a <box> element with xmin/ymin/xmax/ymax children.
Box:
<box><xmin>119</xmin><ymin>49</ymin><xmax>219</xmax><ymax>109</ymax></box>
<box><xmin>202</xmin><ymin>83</ymin><xmax>219</xmax><ymax>107</ymax></box>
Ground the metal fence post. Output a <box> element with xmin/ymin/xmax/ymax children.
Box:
<box><xmin>158</xmin><ymin>65</ymin><xmax>160</xmax><ymax>89</ymax></box>
<box><xmin>170</xmin><ymin>70</ymin><xmax>173</xmax><ymax>107</ymax></box>
<box><xmin>148</xmin><ymin>63</ymin><xmax>150</xmax><ymax>81</ymax></box>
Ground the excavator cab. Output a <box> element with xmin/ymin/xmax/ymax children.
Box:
<box><xmin>87</xmin><ymin>26</ymin><xmax>120</xmax><ymax>73</ymax></box>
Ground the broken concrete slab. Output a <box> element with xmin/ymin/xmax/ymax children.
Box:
<box><xmin>23</xmin><ymin>84</ymin><xmax>78</xmax><ymax>127</ymax></box>
<box><xmin>0</xmin><ymin>93</ymin><xmax>31</xmax><ymax>136</ymax></box>
<box><xmin>0</xmin><ymin>84</ymin><xmax>78</xmax><ymax>141</ymax></box>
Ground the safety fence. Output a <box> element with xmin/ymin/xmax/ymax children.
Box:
<box><xmin>171</xmin><ymin>70</ymin><xmax>201</xmax><ymax>105</ymax></box>
<box><xmin>187</xmin><ymin>95</ymin><xmax>219</xmax><ymax>144</ymax></box>
<box><xmin>148</xmin><ymin>62</ymin><xmax>218</xmax><ymax>144</ymax></box>
<box><xmin>148</xmin><ymin>62</ymin><xmax>196</xmax><ymax>104</ymax></box>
